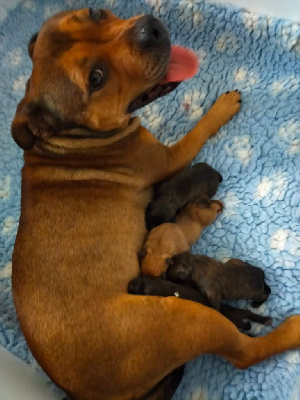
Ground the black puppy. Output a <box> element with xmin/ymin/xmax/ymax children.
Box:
<box><xmin>146</xmin><ymin>162</ymin><xmax>222</xmax><ymax>231</ymax></box>
<box><xmin>167</xmin><ymin>252</ymin><xmax>271</xmax><ymax>310</ymax></box>
<box><xmin>128</xmin><ymin>276</ymin><xmax>271</xmax><ymax>331</ymax></box>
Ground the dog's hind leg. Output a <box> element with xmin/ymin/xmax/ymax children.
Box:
<box><xmin>64</xmin><ymin>296</ymin><xmax>300</xmax><ymax>400</ymax></box>
<box><xmin>110</xmin><ymin>296</ymin><xmax>300</xmax><ymax>391</ymax></box>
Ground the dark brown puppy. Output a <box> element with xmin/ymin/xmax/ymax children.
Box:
<box><xmin>167</xmin><ymin>252</ymin><xmax>271</xmax><ymax>310</ymax></box>
<box><xmin>128</xmin><ymin>276</ymin><xmax>272</xmax><ymax>331</ymax></box>
<box><xmin>146</xmin><ymin>162</ymin><xmax>222</xmax><ymax>231</ymax></box>
<box><xmin>10</xmin><ymin>8</ymin><xmax>300</xmax><ymax>400</ymax></box>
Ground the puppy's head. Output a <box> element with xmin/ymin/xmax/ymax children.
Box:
<box><xmin>141</xmin><ymin>250</ymin><xmax>169</xmax><ymax>277</ymax></box>
<box><xmin>191</xmin><ymin>163</ymin><xmax>223</xmax><ymax>197</ymax></box>
<box><xmin>182</xmin><ymin>195</ymin><xmax>223</xmax><ymax>227</ymax></box>
<box><xmin>167</xmin><ymin>262</ymin><xmax>191</xmax><ymax>282</ymax></box>
<box><xmin>146</xmin><ymin>199</ymin><xmax>177</xmax><ymax>231</ymax></box>
<box><xmin>11</xmin><ymin>9</ymin><xmax>198</xmax><ymax>150</ymax></box>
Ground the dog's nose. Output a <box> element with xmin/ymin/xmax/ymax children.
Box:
<box><xmin>135</xmin><ymin>15</ymin><xmax>170</xmax><ymax>49</ymax></box>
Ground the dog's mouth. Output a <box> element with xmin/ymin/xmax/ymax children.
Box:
<box><xmin>127</xmin><ymin>45</ymin><xmax>199</xmax><ymax>113</ymax></box>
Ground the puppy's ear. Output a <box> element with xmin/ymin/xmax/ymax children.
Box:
<box><xmin>194</xmin><ymin>195</ymin><xmax>210</xmax><ymax>208</ymax></box>
<box><xmin>166</xmin><ymin>258</ymin><xmax>174</xmax><ymax>266</ymax></box>
<box><xmin>138</xmin><ymin>249</ymin><xmax>147</xmax><ymax>259</ymax></box>
<box><xmin>11</xmin><ymin>101</ymin><xmax>61</xmax><ymax>150</ymax></box>
<box><xmin>28</xmin><ymin>32</ymin><xmax>39</xmax><ymax>60</ymax></box>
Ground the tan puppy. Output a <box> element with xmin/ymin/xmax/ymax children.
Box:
<box><xmin>10</xmin><ymin>8</ymin><xmax>300</xmax><ymax>400</ymax></box>
<box><xmin>141</xmin><ymin>196</ymin><xmax>223</xmax><ymax>276</ymax></box>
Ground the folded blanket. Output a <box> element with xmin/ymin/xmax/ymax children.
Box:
<box><xmin>0</xmin><ymin>0</ymin><xmax>299</xmax><ymax>399</ymax></box>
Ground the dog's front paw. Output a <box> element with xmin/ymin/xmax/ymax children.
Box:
<box><xmin>209</xmin><ymin>90</ymin><xmax>241</xmax><ymax>133</ymax></box>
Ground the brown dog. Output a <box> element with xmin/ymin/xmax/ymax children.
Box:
<box><xmin>166</xmin><ymin>252</ymin><xmax>271</xmax><ymax>310</ymax></box>
<box><xmin>10</xmin><ymin>8</ymin><xmax>300</xmax><ymax>400</ymax></box>
<box><xmin>141</xmin><ymin>196</ymin><xmax>223</xmax><ymax>276</ymax></box>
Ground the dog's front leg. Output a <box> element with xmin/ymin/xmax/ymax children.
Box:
<box><xmin>152</xmin><ymin>90</ymin><xmax>241</xmax><ymax>183</ymax></box>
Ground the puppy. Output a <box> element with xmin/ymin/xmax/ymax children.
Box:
<box><xmin>128</xmin><ymin>276</ymin><xmax>272</xmax><ymax>331</ymax></box>
<box><xmin>146</xmin><ymin>162</ymin><xmax>222</xmax><ymax>230</ymax></box>
<box><xmin>141</xmin><ymin>196</ymin><xmax>223</xmax><ymax>276</ymax></box>
<box><xmin>167</xmin><ymin>252</ymin><xmax>271</xmax><ymax>310</ymax></box>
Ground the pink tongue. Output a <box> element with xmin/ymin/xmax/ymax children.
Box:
<box><xmin>161</xmin><ymin>45</ymin><xmax>199</xmax><ymax>83</ymax></box>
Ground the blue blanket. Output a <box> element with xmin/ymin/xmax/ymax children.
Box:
<box><xmin>0</xmin><ymin>0</ymin><xmax>299</xmax><ymax>398</ymax></box>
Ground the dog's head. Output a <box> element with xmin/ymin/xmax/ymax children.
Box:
<box><xmin>11</xmin><ymin>8</ymin><xmax>198</xmax><ymax>150</ymax></box>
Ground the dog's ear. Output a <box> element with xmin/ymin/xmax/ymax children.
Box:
<box><xmin>28</xmin><ymin>32</ymin><xmax>39</xmax><ymax>60</ymax></box>
<box><xmin>11</xmin><ymin>101</ymin><xmax>61</xmax><ymax>150</ymax></box>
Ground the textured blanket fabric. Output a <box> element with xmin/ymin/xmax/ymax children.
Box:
<box><xmin>0</xmin><ymin>0</ymin><xmax>299</xmax><ymax>398</ymax></box>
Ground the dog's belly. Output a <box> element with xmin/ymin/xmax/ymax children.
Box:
<box><xmin>12</xmin><ymin>179</ymin><xmax>151</xmax><ymax>383</ymax></box>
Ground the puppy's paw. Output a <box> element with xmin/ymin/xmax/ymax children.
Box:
<box><xmin>242</xmin><ymin>321</ymin><xmax>252</xmax><ymax>331</ymax></box>
<box><xmin>264</xmin><ymin>317</ymin><xmax>272</xmax><ymax>326</ymax></box>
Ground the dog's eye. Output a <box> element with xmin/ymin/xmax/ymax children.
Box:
<box><xmin>89</xmin><ymin>8</ymin><xmax>103</xmax><ymax>22</ymax></box>
<box><xmin>89</xmin><ymin>69</ymin><xmax>104</xmax><ymax>91</ymax></box>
